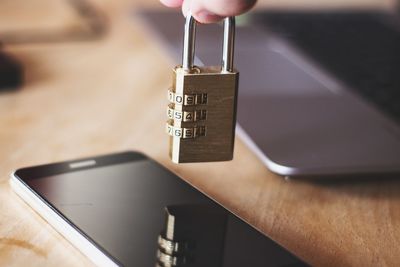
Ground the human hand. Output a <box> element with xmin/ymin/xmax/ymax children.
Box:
<box><xmin>160</xmin><ymin>0</ymin><xmax>257</xmax><ymax>23</ymax></box>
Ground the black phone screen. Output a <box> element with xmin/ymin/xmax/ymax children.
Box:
<box><xmin>15</xmin><ymin>152</ymin><xmax>307</xmax><ymax>267</ymax></box>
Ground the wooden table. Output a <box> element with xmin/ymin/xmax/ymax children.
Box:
<box><xmin>1</xmin><ymin>0</ymin><xmax>399</xmax><ymax>266</ymax></box>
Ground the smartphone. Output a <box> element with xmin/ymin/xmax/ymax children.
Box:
<box><xmin>10</xmin><ymin>151</ymin><xmax>308</xmax><ymax>267</ymax></box>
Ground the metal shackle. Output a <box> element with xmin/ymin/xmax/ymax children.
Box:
<box><xmin>182</xmin><ymin>12</ymin><xmax>235</xmax><ymax>72</ymax></box>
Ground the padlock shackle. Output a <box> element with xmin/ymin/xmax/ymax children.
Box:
<box><xmin>182</xmin><ymin>13</ymin><xmax>197</xmax><ymax>71</ymax></box>
<box><xmin>182</xmin><ymin>13</ymin><xmax>235</xmax><ymax>72</ymax></box>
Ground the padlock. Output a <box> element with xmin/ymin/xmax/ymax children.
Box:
<box><xmin>166</xmin><ymin>13</ymin><xmax>239</xmax><ymax>163</ymax></box>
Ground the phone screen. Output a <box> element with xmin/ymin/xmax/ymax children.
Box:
<box><xmin>15</xmin><ymin>152</ymin><xmax>307</xmax><ymax>267</ymax></box>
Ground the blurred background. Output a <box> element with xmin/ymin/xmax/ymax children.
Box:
<box><xmin>0</xmin><ymin>0</ymin><xmax>398</xmax><ymax>45</ymax></box>
<box><xmin>0</xmin><ymin>0</ymin><xmax>398</xmax><ymax>89</ymax></box>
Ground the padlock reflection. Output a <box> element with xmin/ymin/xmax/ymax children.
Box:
<box><xmin>156</xmin><ymin>204</ymin><xmax>227</xmax><ymax>267</ymax></box>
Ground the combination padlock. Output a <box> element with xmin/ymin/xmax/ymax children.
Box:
<box><xmin>166</xmin><ymin>13</ymin><xmax>239</xmax><ymax>163</ymax></box>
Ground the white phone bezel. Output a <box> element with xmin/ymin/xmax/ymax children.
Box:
<box><xmin>9</xmin><ymin>173</ymin><xmax>119</xmax><ymax>267</ymax></box>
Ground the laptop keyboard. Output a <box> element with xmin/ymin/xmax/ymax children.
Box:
<box><xmin>253</xmin><ymin>11</ymin><xmax>400</xmax><ymax>122</ymax></box>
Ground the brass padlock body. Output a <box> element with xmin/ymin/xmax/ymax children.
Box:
<box><xmin>168</xmin><ymin>66</ymin><xmax>239</xmax><ymax>163</ymax></box>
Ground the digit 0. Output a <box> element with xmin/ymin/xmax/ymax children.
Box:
<box><xmin>175</xmin><ymin>95</ymin><xmax>183</xmax><ymax>104</ymax></box>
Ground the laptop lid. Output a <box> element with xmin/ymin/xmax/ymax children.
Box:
<box><xmin>138</xmin><ymin>10</ymin><xmax>400</xmax><ymax>177</ymax></box>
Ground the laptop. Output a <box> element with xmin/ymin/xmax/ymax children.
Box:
<box><xmin>138</xmin><ymin>9</ymin><xmax>400</xmax><ymax>177</ymax></box>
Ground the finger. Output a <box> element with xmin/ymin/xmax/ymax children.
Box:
<box><xmin>160</xmin><ymin>0</ymin><xmax>184</xmax><ymax>8</ymax></box>
<box><xmin>197</xmin><ymin>0</ymin><xmax>257</xmax><ymax>17</ymax></box>
<box><xmin>182</xmin><ymin>0</ymin><xmax>191</xmax><ymax>17</ymax></box>
<box><xmin>194</xmin><ymin>11</ymin><xmax>225</xmax><ymax>23</ymax></box>
<box><xmin>182</xmin><ymin>0</ymin><xmax>227</xmax><ymax>23</ymax></box>
<box><xmin>185</xmin><ymin>0</ymin><xmax>257</xmax><ymax>23</ymax></box>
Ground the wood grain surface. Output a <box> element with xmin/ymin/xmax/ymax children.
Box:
<box><xmin>1</xmin><ymin>0</ymin><xmax>399</xmax><ymax>266</ymax></box>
